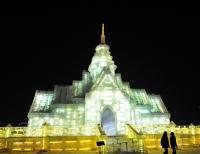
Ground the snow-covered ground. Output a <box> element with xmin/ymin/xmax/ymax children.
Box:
<box><xmin>148</xmin><ymin>148</ymin><xmax>200</xmax><ymax>154</ymax></box>
<box><xmin>0</xmin><ymin>149</ymin><xmax>200</xmax><ymax>154</ymax></box>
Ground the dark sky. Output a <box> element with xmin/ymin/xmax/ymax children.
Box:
<box><xmin>0</xmin><ymin>7</ymin><xmax>199</xmax><ymax>126</ymax></box>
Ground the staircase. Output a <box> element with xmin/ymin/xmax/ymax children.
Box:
<box><xmin>105</xmin><ymin>136</ymin><xmax>145</xmax><ymax>153</ymax></box>
<box><xmin>102</xmin><ymin>124</ymin><xmax>148</xmax><ymax>154</ymax></box>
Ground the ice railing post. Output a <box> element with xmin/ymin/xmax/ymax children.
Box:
<box><xmin>4</xmin><ymin>124</ymin><xmax>12</xmax><ymax>149</ymax></box>
<box><xmin>42</xmin><ymin>123</ymin><xmax>49</xmax><ymax>150</ymax></box>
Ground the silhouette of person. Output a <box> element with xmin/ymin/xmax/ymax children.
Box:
<box><xmin>170</xmin><ymin>132</ymin><xmax>177</xmax><ymax>154</ymax></box>
<box><xmin>161</xmin><ymin>131</ymin><xmax>169</xmax><ymax>154</ymax></box>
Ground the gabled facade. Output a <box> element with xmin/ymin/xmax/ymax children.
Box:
<box><xmin>28</xmin><ymin>24</ymin><xmax>170</xmax><ymax>135</ymax></box>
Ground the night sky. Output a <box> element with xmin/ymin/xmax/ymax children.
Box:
<box><xmin>0</xmin><ymin>7</ymin><xmax>199</xmax><ymax>126</ymax></box>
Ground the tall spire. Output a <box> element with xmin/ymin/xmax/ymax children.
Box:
<box><xmin>101</xmin><ymin>23</ymin><xmax>106</xmax><ymax>44</ymax></box>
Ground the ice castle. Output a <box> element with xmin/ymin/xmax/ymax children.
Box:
<box><xmin>0</xmin><ymin>24</ymin><xmax>199</xmax><ymax>153</ymax></box>
<box><xmin>28</xmin><ymin>24</ymin><xmax>170</xmax><ymax>136</ymax></box>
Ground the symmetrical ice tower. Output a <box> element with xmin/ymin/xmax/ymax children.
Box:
<box><xmin>28</xmin><ymin>24</ymin><xmax>170</xmax><ymax>135</ymax></box>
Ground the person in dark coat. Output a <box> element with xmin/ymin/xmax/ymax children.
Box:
<box><xmin>170</xmin><ymin>132</ymin><xmax>177</xmax><ymax>154</ymax></box>
<box><xmin>161</xmin><ymin>131</ymin><xmax>169</xmax><ymax>154</ymax></box>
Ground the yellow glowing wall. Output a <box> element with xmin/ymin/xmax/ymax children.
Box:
<box><xmin>126</xmin><ymin>124</ymin><xmax>200</xmax><ymax>149</ymax></box>
<box><xmin>0</xmin><ymin>136</ymin><xmax>101</xmax><ymax>152</ymax></box>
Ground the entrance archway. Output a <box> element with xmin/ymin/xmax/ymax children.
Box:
<box><xmin>101</xmin><ymin>107</ymin><xmax>116</xmax><ymax>136</ymax></box>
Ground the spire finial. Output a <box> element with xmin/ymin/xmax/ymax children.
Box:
<box><xmin>101</xmin><ymin>23</ymin><xmax>105</xmax><ymax>44</ymax></box>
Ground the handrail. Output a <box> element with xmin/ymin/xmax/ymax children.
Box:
<box><xmin>125</xmin><ymin>124</ymin><xmax>140</xmax><ymax>139</ymax></box>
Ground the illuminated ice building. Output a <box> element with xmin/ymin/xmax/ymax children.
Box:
<box><xmin>28</xmin><ymin>24</ymin><xmax>170</xmax><ymax>136</ymax></box>
<box><xmin>0</xmin><ymin>24</ymin><xmax>199</xmax><ymax>153</ymax></box>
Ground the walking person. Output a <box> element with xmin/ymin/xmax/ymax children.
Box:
<box><xmin>161</xmin><ymin>131</ymin><xmax>169</xmax><ymax>154</ymax></box>
<box><xmin>170</xmin><ymin>132</ymin><xmax>177</xmax><ymax>154</ymax></box>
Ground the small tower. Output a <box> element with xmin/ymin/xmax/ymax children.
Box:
<box><xmin>88</xmin><ymin>24</ymin><xmax>117</xmax><ymax>81</ymax></box>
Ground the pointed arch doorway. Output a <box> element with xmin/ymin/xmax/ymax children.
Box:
<box><xmin>101</xmin><ymin>107</ymin><xmax>116</xmax><ymax>136</ymax></box>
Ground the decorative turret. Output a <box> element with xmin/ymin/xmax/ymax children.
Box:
<box><xmin>88</xmin><ymin>24</ymin><xmax>117</xmax><ymax>81</ymax></box>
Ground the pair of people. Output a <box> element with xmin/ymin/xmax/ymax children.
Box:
<box><xmin>161</xmin><ymin>131</ymin><xmax>177</xmax><ymax>154</ymax></box>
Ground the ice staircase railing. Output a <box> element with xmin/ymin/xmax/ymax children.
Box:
<box><xmin>125</xmin><ymin>123</ymin><xmax>148</xmax><ymax>153</ymax></box>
